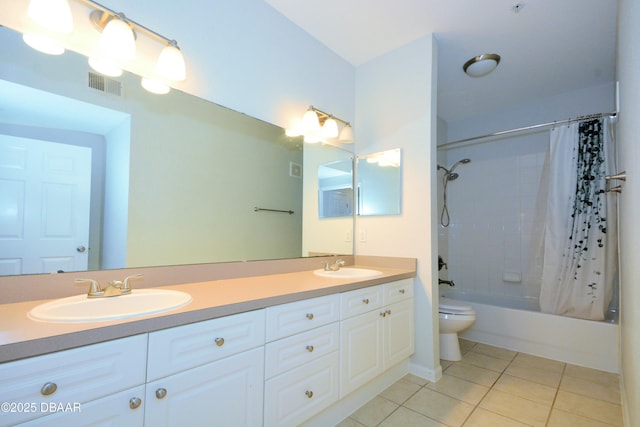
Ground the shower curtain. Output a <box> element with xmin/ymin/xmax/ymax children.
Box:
<box><xmin>536</xmin><ymin>118</ymin><xmax>618</xmax><ymax>320</ymax></box>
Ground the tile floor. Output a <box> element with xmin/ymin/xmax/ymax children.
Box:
<box><xmin>337</xmin><ymin>339</ymin><xmax>623</xmax><ymax>427</ymax></box>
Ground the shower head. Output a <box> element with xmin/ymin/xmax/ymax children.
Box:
<box><xmin>440</xmin><ymin>158</ymin><xmax>471</xmax><ymax>181</ymax></box>
<box><xmin>449</xmin><ymin>158</ymin><xmax>471</xmax><ymax>173</ymax></box>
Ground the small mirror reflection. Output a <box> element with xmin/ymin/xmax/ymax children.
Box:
<box><xmin>318</xmin><ymin>159</ymin><xmax>353</xmax><ymax>218</ymax></box>
<box><xmin>357</xmin><ymin>149</ymin><xmax>402</xmax><ymax>216</ymax></box>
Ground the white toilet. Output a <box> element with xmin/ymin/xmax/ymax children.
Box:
<box><xmin>439</xmin><ymin>297</ymin><xmax>477</xmax><ymax>361</ymax></box>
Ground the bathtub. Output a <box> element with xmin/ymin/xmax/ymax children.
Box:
<box><xmin>441</xmin><ymin>291</ymin><xmax>619</xmax><ymax>373</ymax></box>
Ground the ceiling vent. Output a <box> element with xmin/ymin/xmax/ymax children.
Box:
<box><xmin>88</xmin><ymin>71</ymin><xmax>122</xmax><ymax>96</ymax></box>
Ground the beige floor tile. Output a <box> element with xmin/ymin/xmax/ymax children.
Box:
<box><xmin>380</xmin><ymin>378</ymin><xmax>422</xmax><ymax>404</ymax></box>
<box><xmin>350</xmin><ymin>396</ymin><xmax>399</xmax><ymax>427</ymax></box>
<box><xmin>403</xmin><ymin>373</ymin><xmax>429</xmax><ymax>387</ymax></box>
<box><xmin>441</xmin><ymin>359</ymin><xmax>455</xmax><ymax>371</ymax></box>
<box><xmin>378</xmin><ymin>407</ymin><xmax>447</xmax><ymax>427</ymax></box>
<box><xmin>445</xmin><ymin>362</ymin><xmax>501</xmax><ymax>387</ymax></box>
<box><xmin>504</xmin><ymin>362</ymin><xmax>562</xmax><ymax>388</ymax></box>
<box><xmin>510</xmin><ymin>353</ymin><xmax>565</xmax><ymax>374</ymax></box>
<box><xmin>547</xmin><ymin>408</ymin><xmax>616</xmax><ymax>427</ymax></box>
<box><xmin>463</xmin><ymin>407</ymin><xmax>530</xmax><ymax>427</ymax></box>
<box><xmin>564</xmin><ymin>364</ymin><xmax>620</xmax><ymax>388</ymax></box>
<box><xmin>461</xmin><ymin>351</ymin><xmax>511</xmax><ymax>372</ymax></box>
<box><xmin>459</xmin><ymin>339</ymin><xmax>477</xmax><ymax>354</ymax></box>
<box><xmin>427</xmin><ymin>374</ymin><xmax>490</xmax><ymax>405</ymax></box>
<box><xmin>472</xmin><ymin>343</ymin><xmax>517</xmax><ymax>361</ymax></box>
<box><xmin>554</xmin><ymin>390</ymin><xmax>623</xmax><ymax>426</ymax></box>
<box><xmin>493</xmin><ymin>374</ymin><xmax>557</xmax><ymax>405</ymax></box>
<box><xmin>560</xmin><ymin>374</ymin><xmax>621</xmax><ymax>405</ymax></box>
<box><xmin>479</xmin><ymin>389</ymin><xmax>551</xmax><ymax>427</ymax></box>
<box><xmin>404</xmin><ymin>388</ymin><xmax>474</xmax><ymax>427</ymax></box>
<box><xmin>336</xmin><ymin>417</ymin><xmax>366</xmax><ymax>427</ymax></box>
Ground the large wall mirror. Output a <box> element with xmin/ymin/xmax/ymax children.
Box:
<box><xmin>0</xmin><ymin>26</ymin><xmax>354</xmax><ymax>277</ymax></box>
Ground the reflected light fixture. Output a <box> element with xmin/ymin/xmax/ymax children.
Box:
<box><xmin>88</xmin><ymin>57</ymin><xmax>123</xmax><ymax>77</ymax></box>
<box><xmin>463</xmin><ymin>53</ymin><xmax>501</xmax><ymax>77</ymax></box>
<box><xmin>141</xmin><ymin>77</ymin><xmax>171</xmax><ymax>95</ymax></box>
<box><xmin>290</xmin><ymin>106</ymin><xmax>353</xmax><ymax>143</ymax></box>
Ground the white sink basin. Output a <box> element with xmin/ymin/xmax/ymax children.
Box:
<box><xmin>313</xmin><ymin>267</ymin><xmax>383</xmax><ymax>279</ymax></box>
<box><xmin>28</xmin><ymin>289</ymin><xmax>192</xmax><ymax>323</ymax></box>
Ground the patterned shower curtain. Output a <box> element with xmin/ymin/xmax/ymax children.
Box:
<box><xmin>538</xmin><ymin>118</ymin><xmax>618</xmax><ymax>320</ymax></box>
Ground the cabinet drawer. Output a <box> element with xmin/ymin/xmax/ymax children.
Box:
<box><xmin>265</xmin><ymin>294</ymin><xmax>339</xmax><ymax>342</ymax></box>
<box><xmin>264</xmin><ymin>352</ymin><xmax>339</xmax><ymax>427</ymax></box>
<box><xmin>265</xmin><ymin>323</ymin><xmax>339</xmax><ymax>379</ymax></box>
<box><xmin>147</xmin><ymin>309</ymin><xmax>265</xmax><ymax>381</ymax></box>
<box><xmin>340</xmin><ymin>285</ymin><xmax>382</xmax><ymax>319</ymax></box>
<box><xmin>0</xmin><ymin>335</ymin><xmax>147</xmax><ymax>427</ymax></box>
<box><xmin>383</xmin><ymin>278</ymin><xmax>413</xmax><ymax>305</ymax></box>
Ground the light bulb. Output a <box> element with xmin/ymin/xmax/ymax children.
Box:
<box><xmin>99</xmin><ymin>16</ymin><xmax>136</xmax><ymax>61</ymax></box>
<box><xmin>321</xmin><ymin>118</ymin><xmax>339</xmax><ymax>138</ymax></box>
<box><xmin>157</xmin><ymin>42</ymin><xmax>186</xmax><ymax>81</ymax></box>
<box><xmin>27</xmin><ymin>0</ymin><xmax>73</xmax><ymax>33</ymax></box>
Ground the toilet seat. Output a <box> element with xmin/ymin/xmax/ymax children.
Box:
<box><xmin>439</xmin><ymin>297</ymin><xmax>475</xmax><ymax>315</ymax></box>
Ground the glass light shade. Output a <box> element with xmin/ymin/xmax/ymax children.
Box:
<box><xmin>88</xmin><ymin>58</ymin><xmax>123</xmax><ymax>77</ymax></box>
<box><xmin>157</xmin><ymin>43</ymin><xmax>186</xmax><ymax>81</ymax></box>
<box><xmin>27</xmin><ymin>0</ymin><xmax>73</xmax><ymax>33</ymax></box>
<box><xmin>321</xmin><ymin>118</ymin><xmax>339</xmax><ymax>138</ymax></box>
<box><xmin>302</xmin><ymin>109</ymin><xmax>320</xmax><ymax>133</ymax></box>
<box><xmin>99</xmin><ymin>17</ymin><xmax>136</xmax><ymax>61</ymax></box>
<box><xmin>141</xmin><ymin>77</ymin><xmax>171</xmax><ymax>95</ymax></box>
<box><xmin>22</xmin><ymin>33</ymin><xmax>65</xmax><ymax>55</ymax></box>
<box><xmin>463</xmin><ymin>54</ymin><xmax>501</xmax><ymax>77</ymax></box>
<box><xmin>303</xmin><ymin>134</ymin><xmax>321</xmax><ymax>144</ymax></box>
<box><xmin>338</xmin><ymin>124</ymin><xmax>354</xmax><ymax>142</ymax></box>
<box><xmin>285</xmin><ymin>128</ymin><xmax>302</xmax><ymax>137</ymax></box>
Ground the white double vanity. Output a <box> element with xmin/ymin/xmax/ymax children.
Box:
<box><xmin>0</xmin><ymin>257</ymin><xmax>415</xmax><ymax>427</ymax></box>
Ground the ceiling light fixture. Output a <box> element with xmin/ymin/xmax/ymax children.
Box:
<box><xmin>463</xmin><ymin>53</ymin><xmax>501</xmax><ymax>77</ymax></box>
<box><xmin>289</xmin><ymin>106</ymin><xmax>353</xmax><ymax>144</ymax></box>
<box><xmin>23</xmin><ymin>0</ymin><xmax>73</xmax><ymax>55</ymax></box>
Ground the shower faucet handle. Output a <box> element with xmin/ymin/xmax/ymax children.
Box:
<box><xmin>438</xmin><ymin>256</ymin><xmax>448</xmax><ymax>271</ymax></box>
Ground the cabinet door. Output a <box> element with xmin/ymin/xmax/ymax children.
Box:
<box><xmin>264</xmin><ymin>352</ymin><xmax>339</xmax><ymax>427</ymax></box>
<box><xmin>383</xmin><ymin>299</ymin><xmax>415</xmax><ymax>368</ymax></box>
<box><xmin>340</xmin><ymin>309</ymin><xmax>383</xmax><ymax>397</ymax></box>
<box><xmin>145</xmin><ymin>347</ymin><xmax>264</xmax><ymax>427</ymax></box>
<box><xmin>16</xmin><ymin>386</ymin><xmax>145</xmax><ymax>427</ymax></box>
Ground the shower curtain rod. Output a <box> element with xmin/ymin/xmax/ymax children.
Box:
<box><xmin>439</xmin><ymin>111</ymin><xmax>617</xmax><ymax>150</ymax></box>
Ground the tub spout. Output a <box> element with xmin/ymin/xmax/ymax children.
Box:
<box><xmin>439</xmin><ymin>278</ymin><xmax>456</xmax><ymax>287</ymax></box>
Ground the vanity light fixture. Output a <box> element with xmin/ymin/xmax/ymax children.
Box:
<box><xmin>463</xmin><ymin>53</ymin><xmax>501</xmax><ymax>77</ymax></box>
<box><xmin>23</xmin><ymin>0</ymin><xmax>73</xmax><ymax>55</ymax></box>
<box><xmin>20</xmin><ymin>0</ymin><xmax>188</xmax><ymax>95</ymax></box>
<box><xmin>289</xmin><ymin>106</ymin><xmax>353</xmax><ymax>143</ymax></box>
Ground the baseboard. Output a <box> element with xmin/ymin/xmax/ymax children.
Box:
<box><xmin>409</xmin><ymin>360</ymin><xmax>442</xmax><ymax>382</ymax></box>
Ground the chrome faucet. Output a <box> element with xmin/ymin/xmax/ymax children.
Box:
<box><xmin>324</xmin><ymin>259</ymin><xmax>346</xmax><ymax>271</ymax></box>
<box><xmin>75</xmin><ymin>274</ymin><xmax>143</xmax><ymax>298</ymax></box>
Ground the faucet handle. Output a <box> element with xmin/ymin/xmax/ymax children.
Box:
<box><xmin>75</xmin><ymin>278</ymin><xmax>102</xmax><ymax>297</ymax></box>
<box><xmin>121</xmin><ymin>274</ymin><xmax>143</xmax><ymax>293</ymax></box>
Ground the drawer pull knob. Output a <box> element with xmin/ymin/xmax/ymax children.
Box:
<box><xmin>305</xmin><ymin>390</ymin><xmax>314</xmax><ymax>398</ymax></box>
<box><xmin>40</xmin><ymin>382</ymin><xmax>57</xmax><ymax>396</ymax></box>
<box><xmin>129</xmin><ymin>397</ymin><xmax>142</xmax><ymax>409</ymax></box>
<box><xmin>362</xmin><ymin>298</ymin><xmax>369</xmax><ymax>304</ymax></box>
<box><xmin>155</xmin><ymin>388</ymin><xmax>167</xmax><ymax>399</ymax></box>
<box><xmin>380</xmin><ymin>311</ymin><xmax>386</xmax><ymax>317</ymax></box>
<box><xmin>399</xmin><ymin>289</ymin><xmax>406</xmax><ymax>294</ymax></box>
<box><xmin>386</xmin><ymin>309</ymin><xmax>392</xmax><ymax>315</ymax></box>
<box><xmin>306</xmin><ymin>313</ymin><xmax>314</xmax><ymax>320</ymax></box>
<box><xmin>306</xmin><ymin>345</ymin><xmax>314</xmax><ymax>352</ymax></box>
<box><xmin>214</xmin><ymin>337</ymin><xmax>225</xmax><ymax>347</ymax></box>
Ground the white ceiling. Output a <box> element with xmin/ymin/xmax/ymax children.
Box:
<box><xmin>265</xmin><ymin>0</ymin><xmax>618</xmax><ymax>123</ymax></box>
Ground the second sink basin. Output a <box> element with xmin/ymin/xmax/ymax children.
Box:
<box><xmin>28</xmin><ymin>289</ymin><xmax>192</xmax><ymax>323</ymax></box>
<box><xmin>313</xmin><ymin>267</ymin><xmax>383</xmax><ymax>279</ymax></box>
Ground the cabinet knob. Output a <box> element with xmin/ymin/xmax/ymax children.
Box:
<box><xmin>306</xmin><ymin>313</ymin><xmax>314</xmax><ymax>320</ymax></box>
<box><xmin>399</xmin><ymin>289</ymin><xmax>405</xmax><ymax>294</ymax></box>
<box><xmin>380</xmin><ymin>311</ymin><xmax>386</xmax><ymax>317</ymax></box>
<box><xmin>40</xmin><ymin>382</ymin><xmax>57</xmax><ymax>396</ymax></box>
<box><xmin>362</xmin><ymin>298</ymin><xmax>369</xmax><ymax>304</ymax></box>
<box><xmin>386</xmin><ymin>309</ymin><xmax>392</xmax><ymax>315</ymax></box>
<box><xmin>306</xmin><ymin>345</ymin><xmax>314</xmax><ymax>353</ymax></box>
<box><xmin>305</xmin><ymin>390</ymin><xmax>314</xmax><ymax>398</ymax></box>
<box><xmin>214</xmin><ymin>337</ymin><xmax>225</xmax><ymax>347</ymax></box>
<box><xmin>129</xmin><ymin>397</ymin><xmax>142</xmax><ymax>409</ymax></box>
<box><xmin>155</xmin><ymin>388</ymin><xmax>167</xmax><ymax>399</ymax></box>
